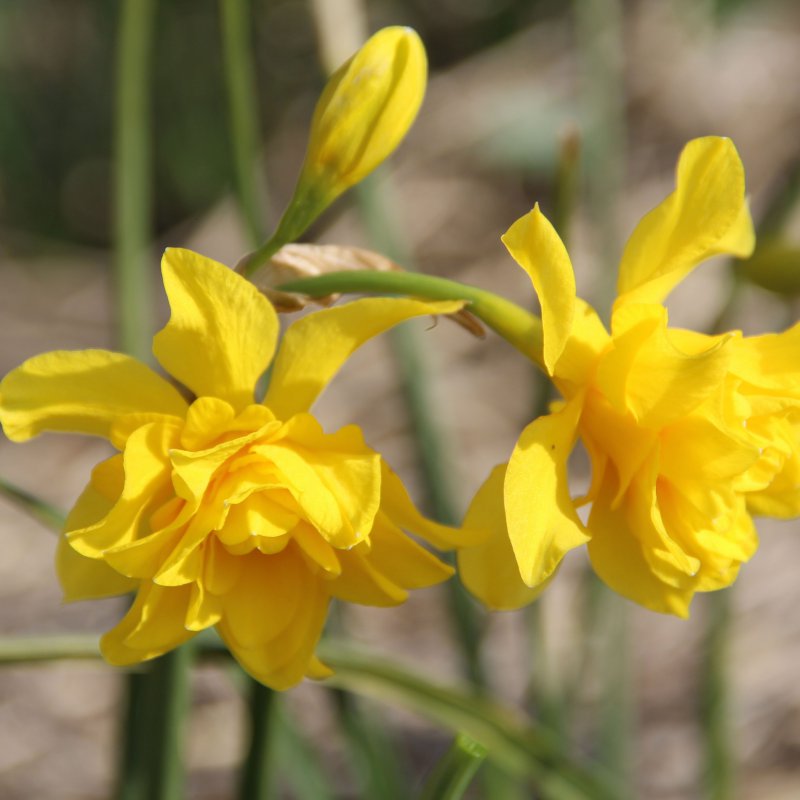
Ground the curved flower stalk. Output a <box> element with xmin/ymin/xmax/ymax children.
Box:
<box><xmin>0</xmin><ymin>250</ymin><xmax>480</xmax><ymax>689</ymax></box>
<box><xmin>239</xmin><ymin>26</ymin><xmax>427</xmax><ymax>275</ymax></box>
<box><xmin>459</xmin><ymin>136</ymin><xmax>800</xmax><ymax>617</ymax></box>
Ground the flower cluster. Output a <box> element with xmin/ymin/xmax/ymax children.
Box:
<box><xmin>460</xmin><ymin>137</ymin><xmax>800</xmax><ymax>616</ymax></box>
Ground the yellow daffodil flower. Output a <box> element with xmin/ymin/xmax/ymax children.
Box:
<box><xmin>460</xmin><ymin>136</ymin><xmax>800</xmax><ymax>617</ymax></box>
<box><xmin>0</xmin><ymin>250</ymin><xmax>474</xmax><ymax>689</ymax></box>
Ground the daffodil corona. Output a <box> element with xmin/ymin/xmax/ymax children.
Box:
<box><xmin>0</xmin><ymin>250</ymin><xmax>473</xmax><ymax>688</ymax></box>
<box><xmin>460</xmin><ymin>137</ymin><xmax>800</xmax><ymax>617</ymax></box>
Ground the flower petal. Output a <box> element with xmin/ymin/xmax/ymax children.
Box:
<box><xmin>0</xmin><ymin>350</ymin><xmax>187</xmax><ymax>443</ymax></box>
<box><xmin>587</xmin><ymin>475</ymin><xmax>694</xmax><ymax>618</ymax></box>
<box><xmin>367</xmin><ymin>511</ymin><xmax>453</xmax><ymax>590</ymax></box>
<box><xmin>218</xmin><ymin>549</ymin><xmax>330</xmax><ymax>690</ymax></box>
<box><xmin>67</xmin><ymin>423</ymin><xmax>179</xmax><ymax>558</ymax></box>
<box><xmin>264</xmin><ymin>297</ymin><xmax>463</xmax><ymax>419</ymax></box>
<box><xmin>505</xmin><ymin>398</ymin><xmax>590</xmax><ymax>588</ymax></box>
<box><xmin>616</xmin><ymin>137</ymin><xmax>755</xmax><ymax>307</ymax></box>
<box><xmin>153</xmin><ymin>249</ymin><xmax>279</xmax><ymax>410</ymax></box>
<box><xmin>600</xmin><ymin>303</ymin><xmax>733</xmax><ymax>428</ymax></box>
<box><xmin>330</xmin><ymin>546</ymin><xmax>409</xmax><ymax>606</ymax></box>
<box><xmin>379</xmin><ymin>460</ymin><xmax>487</xmax><ymax>549</ymax></box>
<box><xmin>58</xmin><ymin>462</ymin><xmax>137</xmax><ymax>602</ymax></box>
<box><xmin>100</xmin><ymin>582</ymin><xmax>196</xmax><ymax>665</ymax></box>
<box><xmin>458</xmin><ymin>464</ymin><xmax>551</xmax><ymax>610</ymax></box>
<box><xmin>501</xmin><ymin>204</ymin><xmax>576</xmax><ymax>374</ymax></box>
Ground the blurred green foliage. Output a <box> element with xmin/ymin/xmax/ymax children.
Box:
<box><xmin>0</xmin><ymin>0</ymin><xmax>559</xmax><ymax>252</ymax></box>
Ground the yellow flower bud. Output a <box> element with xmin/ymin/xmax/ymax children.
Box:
<box><xmin>303</xmin><ymin>25</ymin><xmax>427</xmax><ymax>195</ymax></box>
<box><xmin>254</xmin><ymin>26</ymin><xmax>427</xmax><ymax>264</ymax></box>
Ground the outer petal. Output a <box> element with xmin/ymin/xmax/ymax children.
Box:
<box><xmin>729</xmin><ymin>322</ymin><xmax>800</xmax><ymax>398</ymax></box>
<box><xmin>153</xmin><ymin>249</ymin><xmax>279</xmax><ymax>410</ymax></box>
<box><xmin>264</xmin><ymin>297</ymin><xmax>463</xmax><ymax>419</ymax></box>
<box><xmin>58</xmin><ymin>458</ymin><xmax>137</xmax><ymax>602</ymax></box>
<box><xmin>218</xmin><ymin>548</ymin><xmax>330</xmax><ymax>690</ymax></box>
<box><xmin>616</xmin><ymin>137</ymin><xmax>755</xmax><ymax>307</ymax></box>
<box><xmin>458</xmin><ymin>464</ymin><xmax>551</xmax><ymax>610</ymax></box>
<box><xmin>505</xmin><ymin>398</ymin><xmax>590</xmax><ymax>588</ymax></box>
<box><xmin>379</xmin><ymin>461</ymin><xmax>487</xmax><ymax>549</ymax></box>
<box><xmin>100</xmin><ymin>582</ymin><xmax>196</xmax><ymax>665</ymax></box>
<box><xmin>0</xmin><ymin>350</ymin><xmax>187</xmax><ymax>442</ymax></box>
<box><xmin>587</xmin><ymin>476</ymin><xmax>694</xmax><ymax>618</ymax></box>
<box><xmin>600</xmin><ymin>304</ymin><xmax>732</xmax><ymax>428</ymax></box>
<box><xmin>501</xmin><ymin>204</ymin><xmax>576</xmax><ymax>374</ymax></box>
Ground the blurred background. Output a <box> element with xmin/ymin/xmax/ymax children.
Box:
<box><xmin>2</xmin><ymin>0</ymin><xmax>800</xmax><ymax>797</ymax></box>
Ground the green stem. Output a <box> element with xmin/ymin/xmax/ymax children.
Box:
<box><xmin>220</xmin><ymin>0</ymin><xmax>267</xmax><ymax>245</ymax></box>
<box><xmin>143</xmin><ymin>646</ymin><xmax>195</xmax><ymax>800</ymax></box>
<box><xmin>276</xmin><ymin>270</ymin><xmax>544</xmax><ymax>366</ymax></box>
<box><xmin>701</xmin><ymin>590</ymin><xmax>733</xmax><ymax>800</ymax></box>
<box><xmin>114</xmin><ymin>0</ymin><xmax>156</xmax><ymax>361</ymax></box>
<box><xmin>238</xmin><ymin>680</ymin><xmax>276</xmax><ymax>800</ymax></box>
<box><xmin>419</xmin><ymin>734</ymin><xmax>487</xmax><ymax>800</ymax></box>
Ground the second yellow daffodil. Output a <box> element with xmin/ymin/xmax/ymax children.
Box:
<box><xmin>460</xmin><ymin>137</ymin><xmax>800</xmax><ymax>617</ymax></box>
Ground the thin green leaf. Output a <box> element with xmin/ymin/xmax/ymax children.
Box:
<box><xmin>318</xmin><ymin>642</ymin><xmax>619</xmax><ymax>800</ymax></box>
<box><xmin>0</xmin><ymin>477</ymin><xmax>66</xmax><ymax>531</ymax></box>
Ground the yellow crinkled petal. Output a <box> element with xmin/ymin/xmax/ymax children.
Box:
<box><xmin>458</xmin><ymin>464</ymin><xmax>551</xmax><ymax>610</ymax></box>
<box><xmin>221</xmin><ymin>549</ymin><xmax>303</xmax><ymax>649</ymax></box>
<box><xmin>552</xmin><ymin>299</ymin><xmax>609</xmax><ymax>391</ymax></box>
<box><xmin>0</xmin><ymin>349</ymin><xmax>187</xmax><ymax>443</ymax></box>
<box><xmin>170</xmin><ymin>425</ymin><xmax>274</xmax><ymax>504</ymax></box>
<box><xmin>203</xmin><ymin>536</ymin><xmax>245</xmax><ymax>595</ymax></box>
<box><xmin>253</xmin><ymin>441</ymin><xmax>378</xmax><ymax>549</ymax></box>
<box><xmin>264</xmin><ymin>297</ymin><xmax>463</xmax><ymax>419</ymax></box>
<box><xmin>587</xmin><ymin>474</ymin><xmax>694</xmax><ymax>618</ymax></box>
<box><xmin>58</xmin><ymin>460</ymin><xmax>137</xmax><ymax>602</ymax></box>
<box><xmin>616</xmin><ymin>137</ymin><xmax>755</xmax><ymax>307</ymax></box>
<box><xmin>100</xmin><ymin>582</ymin><xmax>196</xmax><ymax>665</ymax></box>
<box><xmin>620</xmin><ymin>455</ymin><xmax>701</xmax><ymax>588</ymax></box>
<box><xmin>218</xmin><ymin>551</ymin><xmax>330</xmax><ymax>690</ymax></box>
<box><xmin>501</xmin><ymin>204</ymin><xmax>576</xmax><ymax>375</ymax></box>
<box><xmin>659</xmin><ymin>413</ymin><xmax>759</xmax><ymax>490</ymax></box>
<box><xmin>657</xmin><ymin>480</ymin><xmax>758</xmax><ymax>588</ymax></box>
<box><xmin>729</xmin><ymin>322</ymin><xmax>800</xmax><ymax>398</ymax></box>
<box><xmin>745</xmin><ymin>415</ymin><xmax>800</xmax><ymax>517</ymax></box>
<box><xmin>579</xmin><ymin>390</ymin><xmax>657</xmax><ymax>508</ymax></box>
<box><xmin>68</xmin><ymin>423</ymin><xmax>178</xmax><ymax>558</ymax></box>
<box><xmin>505</xmin><ymin>398</ymin><xmax>590</xmax><ymax>588</ymax></box>
<box><xmin>600</xmin><ymin>303</ymin><xmax>732</xmax><ymax>428</ymax></box>
<box><xmin>379</xmin><ymin>461</ymin><xmax>487</xmax><ymax>549</ymax></box>
<box><xmin>303</xmin><ymin>26</ymin><xmax>427</xmax><ymax>197</ymax></box>
<box><xmin>293</xmin><ymin>522</ymin><xmax>341</xmax><ymax>576</ymax></box>
<box><xmin>367</xmin><ymin>511</ymin><xmax>453</xmax><ymax>590</ymax></box>
<box><xmin>153</xmin><ymin>249</ymin><xmax>279</xmax><ymax>411</ymax></box>
<box><xmin>185</xmin><ymin>579</ymin><xmax>223</xmax><ymax>631</ymax></box>
<box><xmin>278</xmin><ymin>415</ymin><xmax>382</xmax><ymax>546</ymax></box>
<box><xmin>330</xmin><ymin>547</ymin><xmax>409</xmax><ymax>606</ymax></box>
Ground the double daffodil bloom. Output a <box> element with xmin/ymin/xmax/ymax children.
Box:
<box><xmin>460</xmin><ymin>136</ymin><xmax>800</xmax><ymax>616</ymax></box>
<box><xmin>0</xmin><ymin>250</ymin><xmax>474</xmax><ymax>689</ymax></box>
